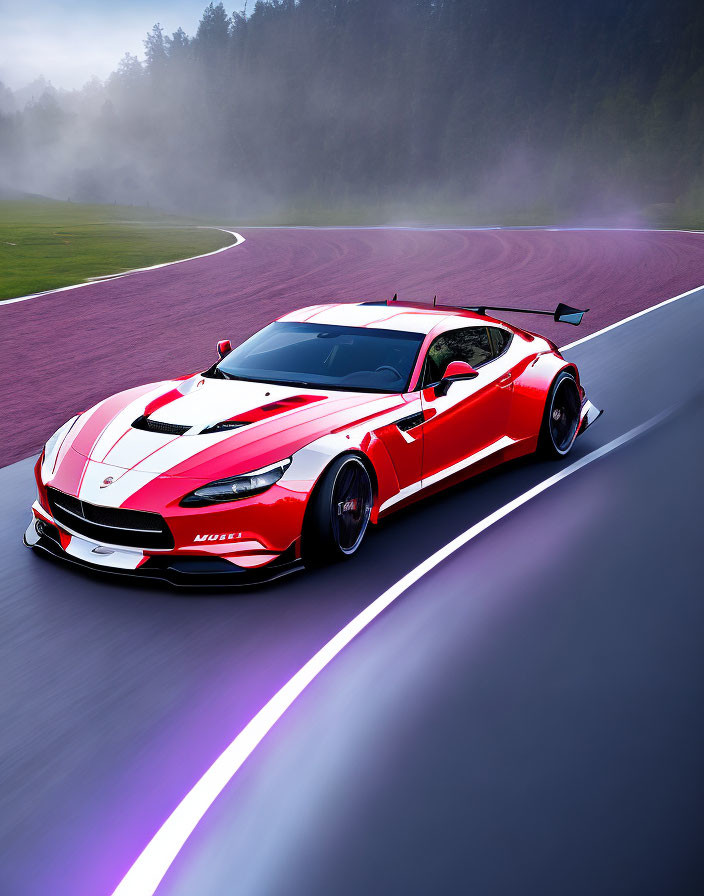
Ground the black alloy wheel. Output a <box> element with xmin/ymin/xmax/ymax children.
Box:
<box><xmin>330</xmin><ymin>456</ymin><xmax>373</xmax><ymax>554</ymax></box>
<box><xmin>539</xmin><ymin>371</ymin><xmax>581</xmax><ymax>458</ymax></box>
<box><xmin>303</xmin><ymin>455</ymin><xmax>373</xmax><ymax>566</ymax></box>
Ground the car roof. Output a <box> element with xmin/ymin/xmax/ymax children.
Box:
<box><xmin>278</xmin><ymin>300</ymin><xmax>501</xmax><ymax>336</ymax></box>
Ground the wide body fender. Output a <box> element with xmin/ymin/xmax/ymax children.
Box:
<box><xmin>509</xmin><ymin>351</ymin><xmax>580</xmax><ymax>447</ymax></box>
<box><xmin>282</xmin><ymin>428</ymin><xmax>400</xmax><ymax>525</ymax></box>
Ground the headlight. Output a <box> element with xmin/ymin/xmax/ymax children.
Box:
<box><xmin>180</xmin><ymin>458</ymin><xmax>292</xmax><ymax>507</ymax></box>
<box><xmin>40</xmin><ymin>415</ymin><xmax>81</xmax><ymax>481</ymax></box>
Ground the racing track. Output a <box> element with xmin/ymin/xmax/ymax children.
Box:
<box><xmin>2</xmin><ymin>226</ymin><xmax>704</xmax><ymax>466</ymax></box>
<box><xmin>0</xmin><ymin>229</ymin><xmax>703</xmax><ymax>895</ymax></box>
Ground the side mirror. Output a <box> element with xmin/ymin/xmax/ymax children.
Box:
<box><xmin>217</xmin><ymin>339</ymin><xmax>232</xmax><ymax>360</ymax></box>
<box><xmin>435</xmin><ymin>360</ymin><xmax>478</xmax><ymax>396</ymax></box>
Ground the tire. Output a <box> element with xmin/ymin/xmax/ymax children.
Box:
<box><xmin>538</xmin><ymin>370</ymin><xmax>581</xmax><ymax>458</ymax></box>
<box><xmin>302</xmin><ymin>455</ymin><xmax>373</xmax><ymax>567</ymax></box>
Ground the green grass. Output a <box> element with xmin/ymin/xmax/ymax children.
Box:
<box><xmin>0</xmin><ymin>199</ymin><xmax>235</xmax><ymax>300</ymax></box>
<box><xmin>235</xmin><ymin>195</ymin><xmax>704</xmax><ymax>230</ymax></box>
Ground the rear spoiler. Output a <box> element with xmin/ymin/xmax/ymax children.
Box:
<box><xmin>362</xmin><ymin>296</ymin><xmax>588</xmax><ymax>326</ymax></box>
<box><xmin>463</xmin><ymin>302</ymin><xmax>588</xmax><ymax>326</ymax></box>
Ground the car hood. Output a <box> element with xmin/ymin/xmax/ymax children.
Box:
<box><xmin>63</xmin><ymin>375</ymin><xmax>404</xmax><ymax>482</ymax></box>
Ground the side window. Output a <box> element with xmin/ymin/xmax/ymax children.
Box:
<box><xmin>488</xmin><ymin>327</ymin><xmax>512</xmax><ymax>358</ymax></box>
<box><xmin>422</xmin><ymin>327</ymin><xmax>493</xmax><ymax>386</ymax></box>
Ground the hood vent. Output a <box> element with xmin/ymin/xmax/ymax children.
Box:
<box><xmin>132</xmin><ymin>415</ymin><xmax>191</xmax><ymax>436</ymax></box>
<box><xmin>247</xmin><ymin>394</ymin><xmax>326</xmax><ymax>420</ymax></box>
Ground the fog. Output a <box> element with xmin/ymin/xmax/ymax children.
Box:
<box><xmin>0</xmin><ymin>1</ymin><xmax>210</xmax><ymax>89</ymax></box>
<box><xmin>0</xmin><ymin>0</ymin><xmax>701</xmax><ymax>224</ymax></box>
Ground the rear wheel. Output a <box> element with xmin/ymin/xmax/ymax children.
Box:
<box><xmin>302</xmin><ymin>455</ymin><xmax>373</xmax><ymax>567</ymax></box>
<box><xmin>538</xmin><ymin>371</ymin><xmax>581</xmax><ymax>458</ymax></box>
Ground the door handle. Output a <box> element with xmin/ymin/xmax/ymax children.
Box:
<box><xmin>498</xmin><ymin>373</ymin><xmax>513</xmax><ymax>389</ymax></box>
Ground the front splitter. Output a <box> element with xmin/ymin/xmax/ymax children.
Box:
<box><xmin>24</xmin><ymin>521</ymin><xmax>303</xmax><ymax>589</ymax></box>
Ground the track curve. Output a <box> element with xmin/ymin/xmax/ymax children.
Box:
<box><xmin>0</xmin><ymin>281</ymin><xmax>702</xmax><ymax>896</ymax></box>
<box><xmin>1</xmin><ymin>227</ymin><xmax>703</xmax><ymax>467</ymax></box>
<box><xmin>164</xmin><ymin>399</ymin><xmax>704</xmax><ymax>896</ymax></box>
<box><xmin>1</xmin><ymin>228</ymin><xmax>703</xmax><ymax>896</ymax></box>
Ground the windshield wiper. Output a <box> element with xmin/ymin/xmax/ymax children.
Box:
<box><xmin>262</xmin><ymin>378</ymin><xmax>315</xmax><ymax>388</ymax></box>
<box><xmin>207</xmin><ymin>370</ymin><xmax>312</xmax><ymax>386</ymax></box>
<box><xmin>206</xmin><ymin>369</ymin><xmax>248</xmax><ymax>381</ymax></box>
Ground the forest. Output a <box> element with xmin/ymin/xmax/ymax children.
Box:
<box><xmin>0</xmin><ymin>0</ymin><xmax>702</xmax><ymax>224</ymax></box>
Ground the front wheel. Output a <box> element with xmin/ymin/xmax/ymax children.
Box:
<box><xmin>302</xmin><ymin>455</ymin><xmax>373</xmax><ymax>567</ymax></box>
<box><xmin>538</xmin><ymin>370</ymin><xmax>581</xmax><ymax>458</ymax></box>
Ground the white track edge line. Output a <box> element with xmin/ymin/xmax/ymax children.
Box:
<box><xmin>1</xmin><ymin>229</ymin><xmax>245</xmax><ymax>307</ymax></box>
<box><xmin>239</xmin><ymin>225</ymin><xmax>704</xmax><ymax>234</ymax></box>
<box><xmin>111</xmin><ymin>406</ymin><xmax>673</xmax><ymax>896</ymax></box>
<box><xmin>560</xmin><ymin>282</ymin><xmax>704</xmax><ymax>352</ymax></box>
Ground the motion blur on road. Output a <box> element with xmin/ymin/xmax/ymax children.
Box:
<box><xmin>1</xmin><ymin>227</ymin><xmax>703</xmax><ymax>895</ymax></box>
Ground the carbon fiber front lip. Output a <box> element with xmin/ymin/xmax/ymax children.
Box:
<box><xmin>24</xmin><ymin>522</ymin><xmax>303</xmax><ymax>589</ymax></box>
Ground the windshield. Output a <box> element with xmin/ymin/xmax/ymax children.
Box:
<box><xmin>210</xmin><ymin>321</ymin><xmax>425</xmax><ymax>392</ymax></box>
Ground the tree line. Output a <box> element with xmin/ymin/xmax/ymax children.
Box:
<box><xmin>1</xmin><ymin>0</ymin><xmax>702</xmax><ymax>223</ymax></box>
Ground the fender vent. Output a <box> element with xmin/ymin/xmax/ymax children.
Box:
<box><xmin>395</xmin><ymin>411</ymin><xmax>425</xmax><ymax>432</ymax></box>
<box><xmin>132</xmin><ymin>415</ymin><xmax>190</xmax><ymax>435</ymax></box>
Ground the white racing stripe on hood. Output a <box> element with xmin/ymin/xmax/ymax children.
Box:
<box><xmin>149</xmin><ymin>378</ymin><xmax>299</xmax><ymax>429</ymax></box>
<box><xmin>71</xmin><ymin>381</ymin><xmax>326</xmax><ymax>503</ymax></box>
<box><xmin>88</xmin><ymin>378</ymin><xmax>329</xmax><ymax>474</ymax></box>
<box><xmin>75</xmin><ymin>430</ymin><xmax>235</xmax><ymax>505</ymax></box>
<box><xmin>91</xmin><ymin>382</ymin><xmax>177</xmax><ymax>463</ymax></box>
<box><xmin>74</xmin><ymin>378</ymin><xmax>406</xmax><ymax>505</ymax></box>
<box><xmin>111</xmin><ymin>430</ymin><xmax>235</xmax><ymax>479</ymax></box>
<box><xmin>77</xmin><ymin>462</ymin><xmax>157</xmax><ymax>506</ymax></box>
<box><xmin>86</xmin><ymin>378</ymin><xmax>371</xmax><ymax>478</ymax></box>
<box><xmin>59</xmin><ymin>389</ymin><xmax>141</xmax><ymax>468</ymax></box>
<box><xmin>83</xmin><ymin>378</ymin><xmax>249</xmax><ymax>473</ymax></box>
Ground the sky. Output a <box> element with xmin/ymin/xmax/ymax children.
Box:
<box><xmin>0</xmin><ymin>0</ymin><xmax>236</xmax><ymax>91</ymax></box>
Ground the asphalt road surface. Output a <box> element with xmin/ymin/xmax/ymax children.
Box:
<box><xmin>0</xmin><ymin>231</ymin><xmax>702</xmax><ymax>895</ymax></box>
<box><xmin>2</xmin><ymin>226</ymin><xmax>704</xmax><ymax>466</ymax></box>
<box><xmin>165</xmin><ymin>387</ymin><xmax>704</xmax><ymax>896</ymax></box>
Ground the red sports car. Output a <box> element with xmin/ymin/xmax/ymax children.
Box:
<box><xmin>25</xmin><ymin>298</ymin><xmax>601</xmax><ymax>585</ymax></box>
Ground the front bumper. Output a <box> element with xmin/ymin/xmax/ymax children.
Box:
<box><xmin>24</xmin><ymin>516</ymin><xmax>302</xmax><ymax>588</ymax></box>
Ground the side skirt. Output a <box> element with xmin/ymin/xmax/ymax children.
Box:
<box><xmin>378</xmin><ymin>435</ymin><xmax>532</xmax><ymax>518</ymax></box>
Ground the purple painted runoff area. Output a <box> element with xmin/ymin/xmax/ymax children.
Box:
<box><xmin>1</xmin><ymin>226</ymin><xmax>704</xmax><ymax>467</ymax></box>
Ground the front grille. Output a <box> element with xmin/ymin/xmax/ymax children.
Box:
<box><xmin>47</xmin><ymin>488</ymin><xmax>174</xmax><ymax>549</ymax></box>
<box><xmin>132</xmin><ymin>415</ymin><xmax>190</xmax><ymax>435</ymax></box>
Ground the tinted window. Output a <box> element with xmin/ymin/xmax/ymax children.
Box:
<box><xmin>422</xmin><ymin>327</ymin><xmax>493</xmax><ymax>385</ymax></box>
<box><xmin>488</xmin><ymin>327</ymin><xmax>512</xmax><ymax>357</ymax></box>
<box><xmin>211</xmin><ymin>321</ymin><xmax>424</xmax><ymax>392</ymax></box>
